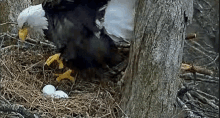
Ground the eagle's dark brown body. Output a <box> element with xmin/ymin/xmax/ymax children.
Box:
<box><xmin>42</xmin><ymin>0</ymin><xmax>122</xmax><ymax>73</ymax></box>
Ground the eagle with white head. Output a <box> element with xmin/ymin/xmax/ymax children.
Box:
<box><xmin>17</xmin><ymin>4</ymin><xmax>48</xmax><ymax>41</ymax></box>
<box><xmin>17</xmin><ymin>0</ymin><xmax>135</xmax><ymax>82</ymax></box>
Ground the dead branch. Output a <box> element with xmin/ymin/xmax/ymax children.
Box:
<box><xmin>196</xmin><ymin>90</ymin><xmax>219</xmax><ymax>103</ymax></box>
<box><xmin>186</xmin><ymin>92</ymin><xmax>218</xmax><ymax>113</ymax></box>
<box><xmin>192</xmin><ymin>73</ymin><xmax>219</xmax><ymax>81</ymax></box>
<box><xmin>181</xmin><ymin>63</ymin><xmax>214</xmax><ymax>75</ymax></box>
<box><xmin>192</xmin><ymin>65</ymin><xmax>214</xmax><ymax>75</ymax></box>
<box><xmin>0</xmin><ymin>22</ymin><xmax>17</xmax><ymax>26</ymax></box>
<box><xmin>23</xmin><ymin>61</ymin><xmax>44</xmax><ymax>72</ymax></box>
<box><xmin>0</xmin><ymin>103</ymin><xmax>39</xmax><ymax>118</ymax></box>
<box><xmin>25</xmin><ymin>38</ymin><xmax>56</xmax><ymax>48</ymax></box>
<box><xmin>189</xmin><ymin>91</ymin><xmax>219</xmax><ymax>110</ymax></box>
<box><xmin>184</xmin><ymin>41</ymin><xmax>215</xmax><ymax>61</ymax></box>
<box><xmin>180</xmin><ymin>73</ymin><xmax>219</xmax><ymax>83</ymax></box>
<box><xmin>0</xmin><ymin>32</ymin><xmax>56</xmax><ymax>48</ymax></box>
<box><xmin>205</xmin><ymin>54</ymin><xmax>219</xmax><ymax>66</ymax></box>
<box><xmin>185</xmin><ymin>33</ymin><xmax>196</xmax><ymax>40</ymax></box>
<box><xmin>0</xmin><ymin>59</ymin><xmax>16</xmax><ymax>78</ymax></box>
<box><xmin>0</xmin><ymin>45</ymin><xmax>26</xmax><ymax>52</ymax></box>
<box><xmin>0</xmin><ymin>95</ymin><xmax>39</xmax><ymax>118</ymax></box>
<box><xmin>176</xmin><ymin>97</ymin><xmax>200</xmax><ymax>118</ymax></box>
<box><xmin>177</xmin><ymin>82</ymin><xmax>219</xmax><ymax>118</ymax></box>
<box><xmin>0</xmin><ymin>32</ymin><xmax>17</xmax><ymax>39</ymax></box>
<box><xmin>191</xmin><ymin>40</ymin><xmax>217</xmax><ymax>55</ymax></box>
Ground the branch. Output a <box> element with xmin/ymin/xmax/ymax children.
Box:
<box><xmin>0</xmin><ymin>32</ymin><xmax>56</xmax><ymax>48</ymax></box>
<box><xmin>25</xmin><ymin>38</ymin><xmax>56</xmax><ymax>48</ymax></box>
<box><xmin>189</xmin><ymin>91</ymin><xmax>219</xmax><ymax>110</ymax></box>
<box><xmin>0</xmin><ymin>45</ymin><xmax>26</xmax><ymax>52</ymax></box>
<box><xmin>0</xmin><ymin>22</ymin><xmax>17</xmax><ymax>26</ymax></box>
<box><xmin>204</xmin><ymin>54</ymin><xmax>219</xmax><ymax>66</ymax></box>
<box><xmin>0</xmin><ymin>32</ymin><xmax>17</xmax><ymax>39</ymax></box>
<box><xmin>0</xmin><ymin>59</ymin><xmax>16</xmax><ymax>78</ymax></box>
<box><xmin>192</xmin><ymin>73</ymin><xmax>219</xmax><ymax>81</ymax></box>
<box><xmin>176</xmin><ymin>97</ymin><xmax>199</xmax><ymax>118</ymax></box>
<box><xmin>185</xmin><ymin>33</ymin><xmax>196</xmax><ymax>40</ymax></box>
<box><xmin>0</xmin><ymin>96</ymin><xmax>39</xmax><ymax>118</ymax></box>
<box><xmin>181</xmin><ymin>63</ymin><xmax>214</xmax><ymax>75</ymax></box>
<box><xmin>191</xmin><ymin>40</ymin><xmax>217</xmax><ymax>55</ymax></box>
<box><xmin>186</xmin><ymin>92</ymin><xmax>218</xmax><ymax>114</ymax></box>
<box><xmin>196</xmin><ymin>90</ymin><xmax>219</xmax><ymax>103</ymax></box>
<box><xmin>0</xmin><ymin>103</ymin><xmax>39</xmax><ymax>118</ymax></box>
<box><xmin>184</xmin><ymin>41</ymin><xmax>215</xmax><ymax>61</ymax></box>
<box><xmin>180</xmin><ymin>73</ymin><xmax>219</xmax><ymax>83</ymax></box>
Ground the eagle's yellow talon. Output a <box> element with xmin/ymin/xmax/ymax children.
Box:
<box><xmin>55</xmin><ymin>69</ymin><xmax>75</xmax><ymax>82</ymax></box>
<box><xmin>45</xmin><ymin>53</ymin><xmax>64</xmax><ymax>69</ymax></box>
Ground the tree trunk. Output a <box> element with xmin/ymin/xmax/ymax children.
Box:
<box><xmin>121</xmin><ymin>0</ymin><xmax>193</xmax><ymax>117</ymax></box>
<box><xmin>0</xmin><ymin>0</ymin><xmax>44</xmax><ymax>34</ymax></box>
<box><xmin>0</xmin><ymin>0</ymin><xmax>31</xmax><ymax>33</ymax></box>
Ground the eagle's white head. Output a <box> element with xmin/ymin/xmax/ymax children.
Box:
<box><xmin>17</xmin><ymin>4</ymin><xmax>48</xmax><ymax>41</ymax></box>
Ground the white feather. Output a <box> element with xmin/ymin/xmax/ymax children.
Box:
<box><xmin>17</xmin><ymin>4</ymin><xmax>48</xmax><ymax>35</ymax></box>
<box><xmin>104</xmin><ymin>0</ymin><xmax>135</xmax><ymax>43</ymax></box>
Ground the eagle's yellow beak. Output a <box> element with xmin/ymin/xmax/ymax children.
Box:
<box><xmin>19</xmin><ymin>28</ymin><xmax>28</xmax><ymax>41</ymax></box>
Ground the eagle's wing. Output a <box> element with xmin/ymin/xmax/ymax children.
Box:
<box><xmin>43</xmin><ymin>0</ymin><xmax>120</xmax><ymax>69</ymax></box>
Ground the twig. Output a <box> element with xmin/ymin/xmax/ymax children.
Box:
<box><xmin>185</xmin><ymin>33</ymin><xmax>196</xmax><ymax>40</ymax></box>
<box><xmin>186</xmin><ymin>92</ymin><xmax>218</xmax><ymax>115</ymax></box>
<box><xmin>0</xmin><ymin>45</ymin><xmax>25</xmax><ymax>52</ymax></box>
<box><xmin>43</xmin><ymin>66</ymin><xmax>46</xmax><ymax>81</ymax></box>
<box><xmin>176</xmin><ymin>97</ymin><xmax>199</xmax><ymax>118</ymax></box>
<box><xmin>0</xmin><ymin>59</ymin><xmax>16</xmax><ymax>78</ymax></box>
<box><xmin>0</xmin><ymin>22</ymin><xmax>17</xmax><ymax>26</ymax></box>
<box><xmin>0</xmin><ymin>103</ymin><xmax>39</xmax><ymax>118</ymax></box>
<box><xmin>192</xmin><ymin>65</ymin><xmax>214</xmax><ymax>76</ymax></box>
<box><xmin>0</xmin><ymin>32</ymin><xmax>56</xmax><ymax>48</ymax></box>
<box><xmin>0</xmin><ymin>32</ymin><xmax>17</xmax><ymax>39</ymax></box>
<box><xmin>187</xmin><ymin>73</ymin><xmax>219</xmax><ymax>81</ymax></box>
<box><xmin>204</xmin><ymin>54</ymin><xmax>219</xmax><ymax>66</ymax></box>
<box><xmin>203</xmin><ymin>41</ymin><xmax>215</xmax><ymax>49</ymax></box>
<box><xmin>0</xmin><ymin>36</ymin><xmax>4</xmax><ymax>48</ymax></box>
<box><xmin>101</xmin><ymin>113</ymin><xmax>111</xmax><ymax>118</ymax></box>
<box><xmin>189</xmin><ymin>91</ymin><xmax>219</xmax><ymax>110</ymax></box>
<box><xmin>180</xmin><ymin>73</ymin><xmax>219</xmax><ymax>83</ymax></box>
<box><xmin>115</xmin><ymin>102</ymin><xmax>128</xmax><ymax>118</ymax></box>
<box><xmin>181</xmin><ymin>63</ymin><xmax>214</xmax><ymax>75</ymax></box>
<box><xmin>185</xmin><ymin>41</ymin><xmax>214</xmax><ymax>61</ymax></box>
<box><xmin>181</xmin><ymin>75</ymin><xmax>218</xmax><ymax>83</ymax></box>
<box><xmin>191</xmin><ymin>40</ymin><xmax>217</xmax><ymax>55</ymax></box>
<box><xmin>25</xmin><ymin>38</ymin><xmax>56</xmax><ymax>48</ymax></box>
<box><xmin>23</xmin><ymin>61</ymin><xmax>43</xmax><ymax>72</ymax></box>
<box><xmin>0</xmin><ymin>96</ymin><xmax>11</xmax><ymax>105</ymax></box>
<box><xmin>196</xmin><ymin>90</ymin><xmax>219</xmax><ymax>103</ymax></box>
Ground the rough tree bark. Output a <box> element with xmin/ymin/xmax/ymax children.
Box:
<box><xmin>121</xmin><ymin>0</ymin><xmax>193</xmax><ymax>117</ymax></box>
<box><xmin>0</xmin><ymin>0</ymin><xmax>32</xmax><ymax>32</ymax></box>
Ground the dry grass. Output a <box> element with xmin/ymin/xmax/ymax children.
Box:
<box><xmin>0</xmin><ymin>43</ymin><xmax>123</xmax><ymax>118</ymax></box>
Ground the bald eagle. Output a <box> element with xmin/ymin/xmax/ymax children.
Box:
<box><xmin>17</xmin><ymin>0</ymin><xmax>135</xmax><ymax>82</ymax></box>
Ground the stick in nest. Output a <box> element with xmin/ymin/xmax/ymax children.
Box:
<box><xmin>0</xmin><ymin>102</ymin><xmax>39</xmax><ymax>117</ymax></box>
<box><xmin>181</xmin><ymin>63</ymin><xmax>214</xmax><ymax>75</ymax></box>
<box><xmin>0</xmin><ymin>32</ymin><xmax>56</xmax><ymax>48</ymax></box>
<box><xmin>0</xmin><ymin>22</ymin><xmax>17</xmax><ymax>26</ymax></box>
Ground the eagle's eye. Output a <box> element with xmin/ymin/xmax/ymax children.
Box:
<box><xmin>22</xmin><ymin>22</ymin><xmax>28</xmax><ymax>28</ymax></box>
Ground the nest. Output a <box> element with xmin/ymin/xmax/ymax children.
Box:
<box><xmin>0</xmin><ymin>43</ymin><xmax>123</xmax><ymax>117</ymax></box>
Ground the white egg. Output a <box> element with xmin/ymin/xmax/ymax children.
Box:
<box><xmin>42</xmin><ymin>85</ymin><xmax>56</xmax><ymax>95</ymax></box>
<box><xmin>52</xmin><ymin>90</ymin><xmax>69</xmax><ymax>98</ymax></box>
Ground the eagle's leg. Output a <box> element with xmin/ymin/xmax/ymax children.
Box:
<box><xmin>45</xmin><ymin>53</ymin><xmax>64</xmax><ymax>69</ymax></box>
<box><xmin>55</xmin><ymin>69</ymin><xmax>75</xmax><ymax>82</ymax></box>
